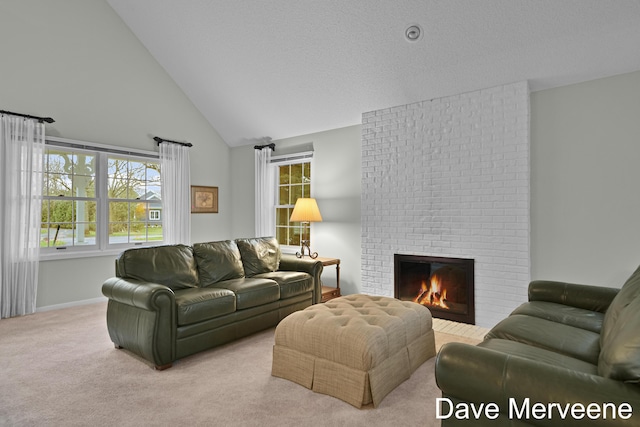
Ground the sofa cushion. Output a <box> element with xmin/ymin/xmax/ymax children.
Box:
<box><xmin>254</xmin><ymin>271</ymin><xmax>313</xmax><ymax>299</ymax></box>
<box><xmin>235</xmin><ymin>237</ymin><xmax>281</xmax><ymax>277</ymax></box>
<box><xmin>511</xmin><ymin>301</ymin><xmax>604</xmax><ymax>333</ymax></box>
<box><xmin>193</xmin><ymin>240</ymin><xmax>245</xmax><ymax>286</ymax></box>
<box><xmin>485</xmin><ymin>314</ymin><xmax>601</xmax><ymax>365</ymax></box>
<box><xmin>215</xmin><ymin>277</ymin><xmax>280</xmax><ymax>310</ymax></box>
<box><xmin>174</xmin><ymin>288</ymin><xmax>236</xmax><ymax>326</ymax></box>
<box><xmin>478</xmin><ymin>339</ymin><xmax>598</xmax><ymax>375</ymax></box>
<box><xmin>598</xmin><ymin>293</ymin><xmax>640</xmax><ymax>382</ymax></box>
<box><xmin>601</xmin><ymin>264</ymin><xmax>640</xmax><ymax>346</ymax></box>
<box><xmin>116</xmin><ymin>244</ymin><xmax>198</xmax><ymax>291</ymax></box>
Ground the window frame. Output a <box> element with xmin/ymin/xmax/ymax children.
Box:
<box><xmin>40</xmin><ymin>137</ymin><xmax>163</xmax><ymax>260</ymax></box>
<box><xmin>271</xmin><ymin>151</ymin><xmax>314</xmax><ymax>253</ymax></box>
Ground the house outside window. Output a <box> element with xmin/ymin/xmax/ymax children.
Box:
<box><xmin>40</xmin><ymin>138</ymin><xmax>163</xmax><ymax>257</ymax></box>
<box><xmin>275</xmin><ymin>161</ymin><xmax>311</xmax><ymax>248</ymax></box>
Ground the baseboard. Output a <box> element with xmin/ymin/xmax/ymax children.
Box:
<box><xmin>36</xmin><ymin>296</ymin><xmax>107</xmax><ymax>313</ymax></box>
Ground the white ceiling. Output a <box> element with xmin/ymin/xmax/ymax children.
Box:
<box><xmin>106</xmin><ymin>0</ymin><xmax>640</xmax><ymax>147</ymax></box>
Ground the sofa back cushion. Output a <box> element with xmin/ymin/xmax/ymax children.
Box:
<box><xmin>235</xmin><ymin>237</ymin><xmax>281</xmax><ymax>277</ymax></box>
<box><xmin>601</xmin><ymin>264</ymin><xmax>640</xmax><ymax>344</ymax></box>
<box><xmin>598</xmin><ymin>294</ymin><xmax>640</xmax><ymax>382</ymax></box>
<box><xmin>116</xmin><ymin>244</ymin><xmax>199</xmax><ymax>291</ymax></box>
<box><xmin>193</xmin><ymin>240</ymin><xmax>245</xmax><ymax>287</ymax></box>
<box><xmin>598</xmin><ymin>264</ymin><xmax>640</xmax><ymax>381</ymax></box>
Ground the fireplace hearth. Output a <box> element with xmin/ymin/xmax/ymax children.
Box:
<box><xmin>394</xmin><ymin>254</ymin><xmax>475</xmax><ymax>325</ymax></box>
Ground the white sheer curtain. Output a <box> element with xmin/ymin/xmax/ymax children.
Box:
<box><xmin>255</xmin><ymin>147</ymin><xmax>276</xmax><ymax>237</ymax></box>
<box><xmin>159</xmin><ymin>142</ymin><xmax>191</xmax><ymax>245</ymax></box>
<box><xmin>0</xmin><ymin>115</ymin><xmax>45</xmax><ymax>318</ymax></box>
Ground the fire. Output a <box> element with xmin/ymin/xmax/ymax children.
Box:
<box><xmin>413</xmin><ymin>275</ymin><xmax>449</xmax><ymax>309</ymax></box>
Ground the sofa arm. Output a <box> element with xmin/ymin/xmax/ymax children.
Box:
<box><xmin>102</xmin><ymin>277</ymin><xmax>176</xmax><ymax>310</ymax></box>
<box><xmin>102</xmin><ymin>277</ymin><xmax>176</xmax><ymax>368</ymax></box>
<box><xmin>528</xmin><ymin>280</ymin><xmax>619</xmax><ymax>313</ymax></box>
<box><xmin>435</xmin><ymin>342</ymin><xmax>639</xmax><ymax>426</ymax></box>
<box><xmin>279</xmin><ymin>254</ymin><xmax>324</xmax><ymax>304</ymax></box>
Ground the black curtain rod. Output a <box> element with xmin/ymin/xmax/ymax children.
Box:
<box><xmin>153</xmin><ymin>136</ymin><xmax>193</xmax><ymax>147</ymax></box>
<box><xmin>254</xmin><ymin>143</ymin><xmax>275</xmax><ymax>151</ymax></box>
<box><xmin>0</xmin><ymin>109</ymin><xmax>55</xmax><ymax>123</ymax></box>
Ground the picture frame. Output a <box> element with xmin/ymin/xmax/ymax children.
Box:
<box><xmin>191</xmin><ymin>185</ymin><xmax>218</xmax><ymax>213</ymax></box>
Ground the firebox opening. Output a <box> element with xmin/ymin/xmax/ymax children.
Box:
<box><xmin>394</xmin><ymin>254</ymin><xmax>475</xmax><ymax>325</ymax></box>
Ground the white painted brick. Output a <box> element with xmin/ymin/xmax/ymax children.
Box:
<box><xmin>361</xmin><ymin>81</ymin><xmax>530</xmax><ymax>328</ymax></box>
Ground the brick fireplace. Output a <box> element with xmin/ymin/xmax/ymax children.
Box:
<box><xmin>361</xmin><ymin>81</ymin><xmax>530</xmax><ymax>328</ymax></box>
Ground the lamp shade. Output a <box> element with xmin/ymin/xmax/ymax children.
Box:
<box><xmin>290</xmin><ymin>198</ymin><xmax>323</xmax><ymax>222</ymax></box>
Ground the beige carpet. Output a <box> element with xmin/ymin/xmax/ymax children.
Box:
<box><xmin>0</xmin><ymin>302</ymin><xmax>480</xmax><ymax>427</ymax></box>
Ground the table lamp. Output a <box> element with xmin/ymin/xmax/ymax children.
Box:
<box><xmin>290</xmin><ymin>197</ymin><xmax>322</xmax><ymax>259</ymax></box>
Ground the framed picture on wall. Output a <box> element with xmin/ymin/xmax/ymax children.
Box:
<box><xmin>191</xmin><ymin>185</ymin><xmax>218</xmax><ymax>213</ymax></box>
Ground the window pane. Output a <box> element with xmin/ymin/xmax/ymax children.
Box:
<box><xmin>108</xmin><ymin>178</ymin><xmax>128</xmax><ymax>199</ymax></box>
<box><xmin>289</xmin><ymin>225</ymin><xmax>301</xmax><ymax>246</ymax></box>
<box><xmin>129</xmin><ymin>160</ymin><xmax>146</xmax><ymax>181</ymax></box>
<box><xmin>147</xmin><ymin>165</ymin><xmax>161</xmax><ymax>183</ymax></box>
<box><xmin>148</xmin><ymin>224</ymin><xmax>163</xmax><ymax>241</ymax></box>
<box><xmin>46</xmin><ymin>224</ymin><xmax>73</xmax><ymax>247</ymax></box>
<box><xmin>302</xmin><ymin>163</ymin><xmax>310</xmax><ymax>183</ymax></box>
<box><xmin>109</xmin><ymin>201</ymin><xmax>131</xmax><ymax>222</ymax></box>
<box><xmin>291</xmin><ymin>184</ymin><xmax>302</xmax><ymax>203</ymax></box>
<box><xmin>40</xmin><ymin>224</ymin><xmax>66</xmax><ymax>247</ymax></box>
<box><xmin>279</xmin><ymin>165</ymin><xmax>290</xmax><ymax>185</ymax></box>
<box><xmin>108</xmin><ymin>157</ymin><xmax>128</xmax><ymax>179</ymax></box>
<box><xmin>73</xmin><ymin>175</ymin><xmax>94</xmax><ymax>198</ymax></box>
<box><xmin>75</xmin><ymin>153</ymin><xmax>95</xmax><ymax>174</ymax></box>
<box><xmin>131</xmin><ymin>180</ymin><xmax>145</xmax><ymax>200</ymax></box>
<box><xmin>279</xmin><ymin>186</ymin><xmax>289</xmax><ymax>205</ymax></box>
<box><xmin>76</xmin><ymin>201</ymin><xmax>97</xmax><ymax>222</ymax></box>
<box><xmin>49</xmin><ymin>200</ymin><xmax>73</xmax><ymax>222</ymax></box>
<box><xmin>276</xmin><ymin>208</ymin><xmax>290</xmax><ymax>226</ymax></box>
<box><xmin>73</xmin><ymin>223</ymin><xmax>96</xmax><ymax>245</ymax></box>
<box><xmin>47</xmin><ymin>173</ymin><xmax>72</xmax><ymax>196</ymax></box>
<box><xmin>132</xmin><ymin>202</ymin><xmax>147</xmax><ymax>221</ymax></box>
<box><xmin>290</xmin><ymin>163</ymin><xmax>302</xmax><ymax>184</ymax></box>
<box><xmin>109</xmin><ymin>222</ymin><xmax>130</xmax><ymax>244</ymax></box>
<box><xmin>276</xmin><ymin>227</ymin><xmax>288</xmax><ymax>246</ymax></box>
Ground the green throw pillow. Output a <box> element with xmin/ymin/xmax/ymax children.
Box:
<box><xmin>235</xmin><ymin>237</ymin><xmax>281</xmax><ymax>277</ymax></box>
<box><xmin>193</xmin><ymin>240</ymin><xmax>245</xmax><ymax>287</ymax></box>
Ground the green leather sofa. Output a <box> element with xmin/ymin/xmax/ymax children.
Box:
<box><xmin>435</xmin><ymin>265</ymin><xmax>640</xmax><ymax>426</ymax></box>
<box><xmin>102</xmin><ymin>237</ymin><xmax>323</xmax><ymax>370</ymax></box>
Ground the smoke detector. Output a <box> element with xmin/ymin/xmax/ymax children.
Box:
<box><xmin>405</xmin><ymin>24</ymin><xmax>423</xmax><ymax>42</ymax></box>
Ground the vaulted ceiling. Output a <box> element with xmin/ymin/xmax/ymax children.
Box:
<box><xmin>106</xmin><ymin>0</ymin><xmax>640</xmax><ymax>147</ymax></box>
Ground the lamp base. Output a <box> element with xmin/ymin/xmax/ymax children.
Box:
<box><xmin>296</xmin><ymin>240</ymin><xmax>318</xmax><ymax>259</ymax></box>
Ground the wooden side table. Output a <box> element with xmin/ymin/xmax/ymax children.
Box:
<box><xmin>316</xmin><ymin>257</ymin><xmax>341</xmax><ymax>303</ymax></box>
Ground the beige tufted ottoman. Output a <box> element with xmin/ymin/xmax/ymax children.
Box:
<box><xmin>271</xmin><ymin>294</ymin><xmax>436</xmax><ymax>408</ymax></box>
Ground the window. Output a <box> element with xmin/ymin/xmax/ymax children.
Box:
<box><xmin>40</xmin><ymin>139</ymin><xmax>162</xmax><ymax>257</ymax></box>
<box><xmin>275</xmin><ymin>161</ymin><xmax>311</xmax><ymax>247</ymax></box>
<box><xmin>107</xmin><ymin>156</ymin><xmax>162</xmax><ymax>245</ymax></box>
<box><xmin>42</xmin><ymin>148</ymin><xmax>97</xmax><ymax>248</ymax></box>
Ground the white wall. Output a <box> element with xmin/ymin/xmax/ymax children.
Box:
<box><xmin>530</xmin><ymin>70</ymin><xmax>640</xmax><ymax>287</ymax></box>
<box><xmin>0</xmin><ymin>0</ymin><xmax>232</xmax><ymax>309</ymax></box>
<box><xmin>230</xmin><ymin>125</ymin><xmax>362</xmax><ymax>296</ymax></box>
